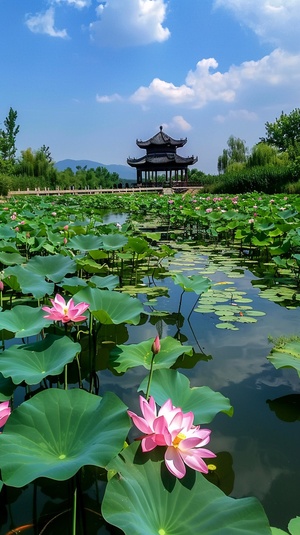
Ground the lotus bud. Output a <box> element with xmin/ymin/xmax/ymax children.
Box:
<box><xmin>152</xmin><ymin>335</ymin><xmax>160</xmax><ymax>355</ymax></box>
<box><xmin>0</xmin><ymin>281</ymin><xmax>4</xmax><ymax>291</ymax></box>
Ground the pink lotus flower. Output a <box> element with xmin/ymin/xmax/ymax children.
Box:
<box><xmin>0</xmin><ymin>401</ymin><xmax>11</xmax><ymax>428</ymax></box>
<box><xmin>42</xmin><ymin>294</ymin><xmax>90</xmax><ymax>323</ymax></box>
<box><xmin>128</xmin><ymin>396</ymin><xmax>215</xmax><ymax>479</ymax></box>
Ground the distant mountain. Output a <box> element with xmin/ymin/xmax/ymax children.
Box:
<box><xmin>55</xmin><ymin>159</ymin><xmax>136</xmax><ymax>181</ymax></box>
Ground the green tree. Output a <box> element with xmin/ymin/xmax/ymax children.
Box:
<box><xmin>217</xmin><ymin>136</ymin><xmax>248</xmax><ymax>173</ymax></box>
<box><xmin>247</xmin><ymin>142</ymin><xmax>288</xmax><ymax>167</ymax></box>
<box><xmin>261</xmin><ymin>108</ymin><xmax>300</xmax><ymax>154</ymax></box>
<box><xmin>0</xmin><ymin>107</ymin><xmax>20</xmax><ymax>163</ymax></box>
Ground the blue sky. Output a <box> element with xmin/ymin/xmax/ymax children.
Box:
<box><xmin>1</xmin><ymin>0</ymin><xmax>299</xmax><ymax>174</ymax></box>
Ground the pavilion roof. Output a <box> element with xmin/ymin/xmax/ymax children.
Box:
<box><xmin>136</xmin><ymin>126</ymin><xmax>187</xmax><ymax>148</ymax></box>
<box><xmin>127</xmin><ymin>153</ymin><xmax>197</xmax><ymax>168</ymax></box>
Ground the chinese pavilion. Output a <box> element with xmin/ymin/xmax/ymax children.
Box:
<box><xmin>127</xmin><ymin>126</ymin><xmax>198</xmax><ymax>186</ymax></box>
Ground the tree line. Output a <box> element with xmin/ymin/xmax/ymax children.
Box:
<box><xmin>1</xmin><ymin>107</ymin><xmax>300</xmax><ymax>195</ymax></box>
<box><xmin>196</xmin><ymin>108</ymin><xmax>300</xmax><ymax>193</ymax></box>
<box><xmin>0</xmin><ymin>108</ymin><xmax>120</xmax><ymax>194</ymax></box>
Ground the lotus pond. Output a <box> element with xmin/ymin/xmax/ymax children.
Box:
<box><xmin>0</xmin><ymin>192</ymin><xmax>299</xmax><ymax>535</ymax></box>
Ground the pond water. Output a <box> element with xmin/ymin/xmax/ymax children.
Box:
<box><xmin>101</xmin><ymin>247</ymin><xmax>300</xmax><ymax>531</ymax></box>
<box><xmin>0</xmin><ymin>225</ymin><xmax>299</xmax><ymax>534</ymax></box>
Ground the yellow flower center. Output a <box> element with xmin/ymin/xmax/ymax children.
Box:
<box><xmin>172</xmin><ymin>432</ymin><xmax>186</xmax><ymax>447</ymax></box>
<box><xmin>63</xmin><ymin>307</ymin><xmax>69</xmax><ymax>315</ymax></box>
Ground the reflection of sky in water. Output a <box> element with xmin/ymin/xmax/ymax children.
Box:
<box><xmin>102</xmin><ymin>265</ymin><xmax>300</xmax><ymax>530</ymax></box>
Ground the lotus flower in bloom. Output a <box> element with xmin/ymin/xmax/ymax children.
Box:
<box><xmin>128</xmin><ymin>396</ymin><xmax>215</xmax><ymax>479</ymax></box>
<box><xmin>42</xmin><ymin>294</ymin><xmax>90</xmax><ymax>323</ymax></box>
<box><xmin>0</xmin><ymin>401</ymin><xmax>11</xmax><ymax>428</ymax></box>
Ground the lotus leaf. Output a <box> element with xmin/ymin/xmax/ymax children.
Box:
<box><xmin>267</xmin><ymin>340</ymin><xmax>300</xmax><ymax>377</ymax></box>
<box><xmin>0</xmin><ymin>305</ymin><xmax>50</xmax><ymax>337</ymax></box>
<box><xmin>102</xmin><ymin>442</ymin><xmax>271</xmax><ymax>535</ymax></box>
<box><xmin>75</xmin><ymin>286</ymin><xmax>143</xmax><ymax>325</ymax></box>
<box><xmin>0</xmin><ymin>251</ymin><xmax>26</xmax><ymax>265</ymax></box>
<box><xmin>66</xmin><ymin>234</ymin><xmax>103</xmax><ymax>251</ymax></box>
<box><xmin>110</xmin><ymin>337</ymin><xmax>193</xmax><ymax>373</ymax></box>
<box><xmin>4</xmin><ymin>265</ymin><xmax>54</xmax><ymax>298</ymax></box>
<box><xmin>26</xmin><ymin>254</ymin><xmax>77</xmax><ymax>282</ymax></box>
<box><xmin>139</xmin><ymin>369</ymin><xmax>233</xmax><ymax>422</ymax></box>
<box><xmin>99</xmin><ymin>234</ymin><xmax>128</xmax><ymax>250</ymax></box>
<box><xmin>0</xmin><ymin>335</ymin><xmax>81</xmax><ymax>385</ymax></box>
<box><xmin>0</xmin><ymin>389</ymin><xmax>130</xmax><ymax>487</ymax></box>
<box><xmin>172</xmin><ymin>273</ymin><xmax>211</xmax><ymax>294</ymax></box>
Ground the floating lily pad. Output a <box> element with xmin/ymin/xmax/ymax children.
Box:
<box><xmin>216</xmin><ymin>322</ymin><xmax>239</xmax><ymax>330</ymax></box>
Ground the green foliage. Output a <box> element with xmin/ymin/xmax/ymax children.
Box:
<box><xmin>0</xmin><ymin>107</ymin><xmax>19</xmax><ymax>164</ymax></box>
<box><xmin>210</xmin><ymin>165</ymin><xmax>294</xmax><ymax>194</ymax></box>
<box><xmin>261</xmin><ymin>108</ymin><xmax>300</xmax><ymax>153</ymax></box>
<box><xmin>218</xmin><ymin>135</ymin><xmax>248</xmax><ymax>173</ymax></box>
<box><xmin>247</xmin><ymin>142</ymin><xmax>288</xmax><ymax>168</ymax></box>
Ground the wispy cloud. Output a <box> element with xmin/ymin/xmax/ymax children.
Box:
<box><xmin>96</xmin><ymin>93</ymin><xmax>123</xmax><ymax>103</ymax></box>
<box><xmin>25</xmin><ymin>7</ymin><xmax>68</xmax><ymax>38</ymax></box>
<box><xmin>89</xmin><ymin>0</ymin><xmax>170</xmax><ymax>47</ymax></box>
<box><xmin>52</xmin><ymin>0</ymin><xmax>91</xmax><ymax>7</ymax></box>
<box><xmin>214</xmin><ymin>0</ymin><xmax>300</xmax><ymax>50</ymax></box>
<box><xmin>214</xmin><ymin>109</ymin><xmax>258</xmax><ymax>124</ymax></box>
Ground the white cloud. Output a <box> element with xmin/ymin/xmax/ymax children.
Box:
<box><xmin>96</xmin><ymin>93</ymin><xmax>122</xmax><ymax>103</ymax></box>
<box><xmin>130</xmin><ymin>48</ymin><xmax>300</xmax><ymax>109</ymax></box>
<box><xmin>163</xmin><ymin>116</ymin><xmax>192</xmax><ymax>132</ymax></box>
<box><xmin>25</xmin><ymin>7</ymin><xmax>68</xmax><ymax>38</ymax></box>
<box><xmin>214</xmin><ymin>0</ymin><xmax>300</xmax><ymax>49</ymax></box>
<box><xmin>89</xmin><ymin>0</ymin><xmax>170</xmax><ymax>47</ymax></box>
<box><xmin>52</xmin><ymin>0</ymin><xmax>91</xmax><ymax>7</ymax></box>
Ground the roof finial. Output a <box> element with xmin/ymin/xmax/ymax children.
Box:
<box><xmin>159</xmin><ymin>125</ymin><xmax>163</xmax><ymax>131</ymax></box>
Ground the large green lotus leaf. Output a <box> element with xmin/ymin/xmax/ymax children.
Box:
<box><xmin>0</xmin><ymin>226</ymin><xmax>16</xmax><ymax>239</ymax></box>
<box><xmin>4</xmin><ymin>265</ymin><xmax>54</xmax><ymax>298</ymax></box>
<box><xmin>59</xmin><ymin>276</ymin><xmax>88</xmax><ymax>293</ymax></box>
<box><xmin>26</xmin><ymin>254</ymin><xmax>77</xmax><ymax>282</ymax></box>
<box><xmin>67</xmin><ymin>234</ymin><xmax>103</xmax><ymax>251</ymax></box>
<box><xmin>267</xmin><ymin>341</ymin><xmax>300</xmax><ymax>377</ymax></box>
<box><xmin>75</xmin><ymin>286</ymin><xmax>143</xmax><ymax>325</ymax></box>
<box><xmin>100</xmin><ymin>234</ymin><xmax>128</xmax><ymax>250</ymax></box>
<box><xmin>0</xmin><ymin>389</ymin><xmax>130</xmax><ymax>487</ymax></box>
<box><xmin>0</xmin><ymin>305</ymin><xmax>50</xmax><ymax>337</ymax></box>
<box><xmin>0</xmin><ymin>335</ymin><xmax>81</xmax><ymax>385</ymax></box>
<box><xmin>110</xmin><ymin>337</ymin><xmax>193</xmax><ymax>373</ymax></box>
<box><xmin>0</xmin><ymin>251</ymin><xmax>26</xmax><ymax>265</ymax></box>
<box><xmin>102</xmin><ymin>442</ymin><xmax>271</xmax><ymax>535</ymax></box>
<box><xmin>126</xmin><ymin>236</ymin><xmax>150</xmax><ymax>254</ymax></box>
<box><xmin>139</xmin><ymin>369</ymin><xmax>233</xmax><ymax>422</ymax></box>
<box><xmin>0</xmin><ymin>372</ymin><xmax>14</xmax><ymax>401</ymax></box>
<box><xmin>172</xmin><ymin>273</ymin><xmax>211</xmax><ymax>294</ymax></box>
<box><xmin>90</xmin><ymin>274</ymin><xmax>119</xmax><ymax>290</ymax></box>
